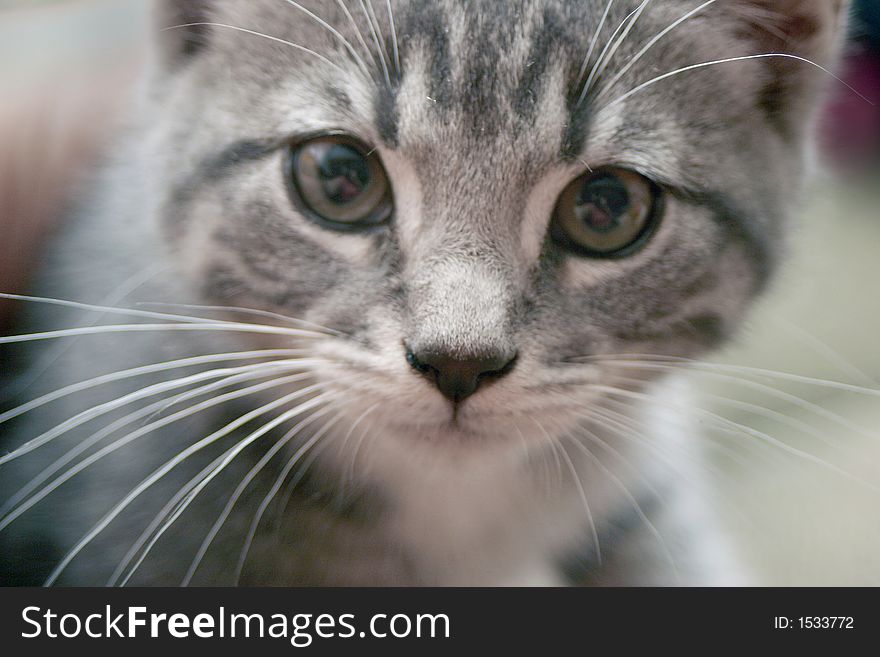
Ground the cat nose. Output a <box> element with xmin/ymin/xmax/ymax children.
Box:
<box><xmin>406</xmin><ymin>347</ymin><xmax>517</xmax><ymax>403</ymax></box>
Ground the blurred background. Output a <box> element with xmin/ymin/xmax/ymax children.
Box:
<box><xmin>0</xmin><ymin>0</ymin><xmax>878</xmax><ymax>585</ymax></box>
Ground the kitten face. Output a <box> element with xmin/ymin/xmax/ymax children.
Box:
<box><xmin>148</xmin><ymin>0</ymin><xmax>844</xmax><ymax>448</ymax></box>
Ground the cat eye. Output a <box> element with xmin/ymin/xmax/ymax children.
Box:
<box><xmin>551</xmin><ymin>168</ymin><xmax>661</xmax><ymax>257</ymax></box>
<box><xmin>286</xmin><ymin>134</ymin><xmax>392</xmax><ymax>229</ymax></box>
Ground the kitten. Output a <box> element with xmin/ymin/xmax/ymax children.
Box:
<box><xmin>0</xmin><ymin>0</ymin><xmax>850</xmax><ymax>586</ymax></box>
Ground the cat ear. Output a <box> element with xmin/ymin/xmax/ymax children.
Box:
<box><xmin>154</xmin><ymin>1</ymin><xmax>216</xmax><ymax>65</ymax></box>
<box><xmin>730</xmin><ymin>0</ymin><xmax>849</xmax><ymax>61</ymax></box>
<box><xmin>729</xmin><ymin>0</ymin><xmax>851</xmax><ymax>126</ymax></box>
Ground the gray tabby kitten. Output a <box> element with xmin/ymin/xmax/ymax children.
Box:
<box><xmin>0</xmin><ymin>0</ymin><xmax>850</xmax><ymax>586</ymax></box>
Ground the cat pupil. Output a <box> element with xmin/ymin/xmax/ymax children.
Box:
<box><xmin>317</xmin><ymin>144</ymin><xmax>370</xmax><ymax>205</ymax></box>
<box><xmin>577</xmin><ymin>176</ymin><xmax>629</xmax><ymax>234</ymax></box>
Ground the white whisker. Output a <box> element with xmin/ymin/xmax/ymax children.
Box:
<box><xmin>532</xmin><ymin>418</ymin><xmax>602</xmax><ymax>566</ymax></box>
<box><xmin>333</xmin><ymin>0</ymin><xmax>379</xmax><ymax>78</ymax></box>
<box><xmin>553</xmin><ymin>400</ymin><xmax>667</xmax><ymax>500</ymax></box>
<box><xmin>384</xmin><ymin>0</ymin><xmax>400</xmax><ymax>79</ymax></box>
<box><xmin>605</xmin><ymin>367</ymin><xmax>878</xmax><ymax>445</ymax></box>
<box><xmin>599</xmin><ymin>0</ymin><xmax>720</xmax><ymax>100</ymax></box>
<box><xmin>279</xmin><ymin>0</ymin><xmax>372</xmax><ymax>79</ymax></box>
<box><xmin>2</xmin><ymin>368</ymin><xmax>313</xmax><ymax>518</ymax></box>
<box><xmin>184</xmin><ymin>403</ymin><xmax>345</xmax><ymax>586</ymax></box>
<box><xmin>580</xmin><ymin>0</ymin><xmax>652</xmax><ymax>105</ymax></box>
<box><xmin>0</xmin><ymin>360</ymin><xmax>317</xmax><ymax>466</ymax></box>
<box><xmin>233</xmin><ymin>407</ymin><xmax>347</xmax><ymax>585</ymax></box>
<box><xmin>0</xmin><ymin>373</ymin><xmax>312</xmax><ymax>535</ymax></box>
<box><xmin>163</xmin><ymin>23</ymin><xmax>348</xmax><ymax>76</ymax></box>
<box><xmin>125</xmin><ymin>394</ymin><xmax>338</xmax><ymax>587</ymax></box>
<box><xmin>0</xmin><ymin>321</ymin><xmax>325</xmax><ymax>345</ymax></box>
<box><xmin>562</xmin><ymin>433</ymin><xmax>678</xmax><ymax>581</ymax></box>
<box><xmin>585</xmin><ymin>399</ymin><xmax>747</xmax><ymax>474</ymax></box>
<box><xmin>43</xmin><ymin>383</ymin><xmax>326</xmax><ymax>586</ymax></box>
<box><xmin>4</xmin><ymin>264</ymin><xmax>166</xmax><ymax>397</ymax></box>
<box><xmin>135</xmin><ymin>302</ymin><xmax>343</xmax><ymax>337</ymax></box>
<box><xmin>0</xmin><ymin>349</ymin><xmax>303</xmax><ymax>426</ymax></box>
<box><xmin>573</xmin><ymin>354</ymin><xmax>880</xmax><ymax>396</ymax></box>
<box><xmin>274</xmin><ymin>429</ymin><xmax>333</xmax><ymax>528</ymax></box>
<box><xmin>574</xmin><ymin>0</ymin><xmax>616</xmax><ymax>90</ymax></box>
<box><xmin>107</xmin><ymin>448</ymin><xmax>238</xmax><ymax>587</ymax></box>
<box><xmin>593</xmin><ymin>385</ymin><xmax>880</xmax><ymax>494</ymax></box>
<box><xmin>341</xmin><ymin>405</ymin><xmax>381</xmax><ymax>497</ymax></box>
<box><xmin>0</xmin><ymin>292</ymin><xmax>247</xmax><ymax>327</ymax></box>
<box><xmin>771</xmin><ymin>317</ymin><xmax>877</xmax><ymax>387</ymax></box>
<box><xmin>603</xmin><ymin>53</ymin><xmax>875</xmax><ymax>109</ymax></box>
<box><xmin>333</xmin><ymin>403</ymin><xmax>380</xmax><ymax>501</ymax></box>
<box><xmin>358</xmin><ymin>0</ymin><xmax>392</xmax><ymax>87</ymax></box>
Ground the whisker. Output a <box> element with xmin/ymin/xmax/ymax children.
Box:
<box><xmin>544</xmin><ymin>384</ymin><xmax>747</xmax><ymax>484</ymax></box>
<box><xmin>108</xmin><ymin>447</ymin><xmax>241</xmax><ymax>587</ymax></box>
<box><xmin>333</xmin><ymin>0</ymin><xmax>380</xmax><ymax>79</ymax></box>
<box><xmin>580</xmin><ymin>0</ymin><xmax>652</xmax><ymax>105</ymax></box>
<box><xmin>164</xmin><ymin>23</ymin><xmax>348</xmax><ymax>76</ymax></box>
<box><xmin>558</xmin><ymin>394</ymin><xmax>768</xmax><ymax>535</ymax></box>
<box><xmin>0</xmin><ymin>372</ymin><xmax>313</xmax><ymax>534</ymax></box>
<box><xmin>358</xmin><ymin>0</ymin><xmax>392</xmax><ymax>88</ymax></box>
<box><xmin>572</xmin><ymin>354</ymin><xmax>880</xmax><ymax>396</ymax></box>
<box><xmin>585</xmin><ymin>397</ymin><xmax>753</xmax><ymax>473</ymax></box>
<box><xmin>531</xmin><ymin>418</ymin><xmax>602</xmax><ymax>566</ymax></box>
<box><xmin>512</xmin><ymin>418</ymin><xmax>559</xmax><ymax>488</ymax></box>
<box><xmin>770</xmin><ymin>317</ymin><xmax>877</xmax><ymax>387</ymax></box>
<box><xmin>333</xmin><ymin>402</ymin><xmax>381</xmax><ymax>501</ymax></box>
<box><xmin>595</xmin><ymin>387</ymin><xmax>858</xmax><ymax>478</ymax></box>
<box><xmin>603</xmin><ymin>53</ymin><xmax>875</xmax><ymax>109</ymax></box>
<box><xmin>595</xmin><ymin>405</ymin><xmax>768</xmax><ymax>538</ymax></box>
<box><xmin>124</xmin><ymin>394</ymin><xmax>338</xmax><ymax>587</ymax></box>
<box><xmin>135</xmin><ymin>302</ymin><xmax>344</xmax><ymax>337</ymax></box>
<box><xmin>574</xmin><ymin>0</ymin><xmax>616</xmax><ymax>91</ymax></box>
<box><xmin>233</xmin><ymin>407</ymin><xmax>347</xmax><ymax>585</ymax></box>
<box><xmin>544</xmin><ymin>432</ymin><xmax>566</xmax><ymax>490</ymax></box>
<box><xmin>0</xmin><ymin>359</ymin><xmax>317</xmax><ymax>466</ymax></box>
<box><xmin>4</xmin><ymin>264</ymin><xmax>166</xmax><ymax>397</ymax></box>
<box><xmin>0</xmin><ymin>321</ymin><xmax>326</xmax><ymax>345</ymax></box>
<box><xmin>43</xmin><ymin>383</ymin><xmax>326</xmax><ymax>586</ymax></box>
<box><xmin>562</xmin><ymin>432</ymin><xmax>678</xmax><ymax>581</ymax></box>
<box><xmin>342</xmin><ymin>406</ymin><xmax>385</xmax><ymax>499</ymax></box>
<box><xmin>278</xmin><ymin>0</ymin><xmax>372</xmax><ymax>79</ymax></box>
<box><xmin>384</xmin><ymin>0</ymin><xmax>400</xmax><ymax>79</ymax></box>
<box><xmin>0</xmin><ymin>292</ymin><xmax>244</xmax><ymax>328</ymax></box>
<box><xmin>549</xmin><ymin>398</ymin><xmax>666</xmax><ymax>500</ymax></box>
<box><xmin>274</xmin><ymin>428</ymin><xmax>334</xmax><ymax>528</ymax></box>
<box><xmin>0</xmin><ymin>349</ymin><xmax>304</xmax><ymax>426</ymax></box>
<box><xmin>516</xmin><ymin>419</ymin><xmax>552</xmax><ymax>486</ymax></box>
<box><xmin>604</xmin><ymin>368</ymin><xmax>878</xmax><ymax>445</ymax></box>
<box><xmin>599</xmin><ymin>0</ymin><xmax>720</xmax><ymax>100</ymax></box>
<box><xmin>592</xmin><ymin>385</ymin><xmax>880</xmax><ymax>494</ymax></box>
<box><xmin>184</xmin><ymin>404</ymin><xmax>345</xmax><ymax>586</ymax></box>
<box><xmin>2</xmin><ymin>368</ymin><xmax>313</xmax><ymax>518</ymax></box>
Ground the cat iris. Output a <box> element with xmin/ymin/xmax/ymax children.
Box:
<box><xmin>286</xmin><ymin>134</ymin><xmax>393</xmax><ymax>230</ymax></box>
<box><xmin>551</xmin><ymin>168</ymin><xmax>662</xmax><ymax>258</ymax></box>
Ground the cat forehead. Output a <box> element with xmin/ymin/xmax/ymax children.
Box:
<box><xmin>198</xmin><ymin>1</ymin><xmax>720</xmax><ymax>158</ymax></box>
<box><xmin>177</xmin><ymin>0</ymin><xmax>770</xmax><ymax>192</ymax></box>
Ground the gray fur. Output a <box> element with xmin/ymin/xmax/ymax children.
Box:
<box><xmin>0</xmin><ymin>0</ymin><xmax>848</xmax><ymax>585</ymax></box>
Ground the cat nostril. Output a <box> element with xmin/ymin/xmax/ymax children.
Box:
<box><xmin>406</xmin><ymin>348</ymin><xmax>517</xmax><ymax>403</ymax></box>
<box><xmin>405</xmin><ymin>350</ymin><xmax>432</xmax><ymax>374</ymax></box>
